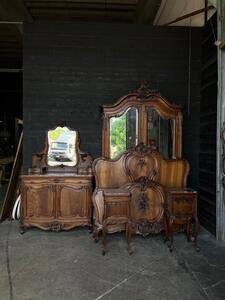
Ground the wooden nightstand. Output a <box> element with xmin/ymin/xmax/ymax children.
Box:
<box><xmin>165</xmin><ymin>188</ymin><xmax>200</xmax><ymax>252</ymax></box>
<box><xmin>101</xmin><ymin>189</ymin><xmax>132</xmax><ymax>255</ymax></box>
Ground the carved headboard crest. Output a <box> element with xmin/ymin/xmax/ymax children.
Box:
<box><xmin>124</xmin><ymin>144</ymin><xmax>159</xmax><ymax>183</ymax></box>
<box><xmin>134</xmin><ymin>142</ymin><xmax>157</xmax><ymax>154</ymax></box>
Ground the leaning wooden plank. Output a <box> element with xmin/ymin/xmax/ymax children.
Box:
<box><xmin>0</xmin><ymin>132</ymin><xmax>23</xmax><ymax>222</ymax></box>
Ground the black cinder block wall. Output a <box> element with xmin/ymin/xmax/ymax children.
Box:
<box><xmin>23</xmin><ymin>22</ymin><xmax>201</xmax><ymax>183</ymax></box>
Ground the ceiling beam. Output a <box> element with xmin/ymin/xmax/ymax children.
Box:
<box><xmin>0</xmin><ymin>0</ymin><xmax>33</xmax><ymax>42</ymax></box>
<box><xmin>135</xmin><ymin>0</ymin><xmax>162</xmax><ymax>24</ymax></box>
<box><xmin>0</xmin><ymin>0</ymin><xmax>33</xmax><ymax>22</ymax></box>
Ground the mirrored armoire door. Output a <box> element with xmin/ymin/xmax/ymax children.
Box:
<box><xmin>102</xmin><ymin>83</ymin><xmax>182</xmax><ymax>159</ymax></box>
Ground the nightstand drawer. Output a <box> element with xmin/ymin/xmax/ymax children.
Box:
<box><xmin>164</xmin><ymin>188</ymin><xmax>200</xmax><ymax>252</ymax></box>
<box><xmin>103</xmin><ymin>189</ymin><xmax>130</xmax><ymax>219</ymax></box>
<box><xmin>166</xmin><ymin>189</ymin><xmax>197</xmax><ymax>218</ymax></box>
<box><xmin>171</xmin><ymin>196</ymin><xmax>195</xmax><ymax>215</ymax></box>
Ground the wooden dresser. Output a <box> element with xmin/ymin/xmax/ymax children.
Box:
<box><xmin>20</xmin><ymin>126</ymin><xmax>93</xmax><ymax>232</ymax></box>
<box><xmin>21</xmin><ymin>175</ymin><xmax>92</xmax><ymax>232</ymax></box>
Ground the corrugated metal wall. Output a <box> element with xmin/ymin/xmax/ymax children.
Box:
<box><xmin>199</xmin><ymin>13</ymin><xmax>217</xmax><ymax>235</ymax></box>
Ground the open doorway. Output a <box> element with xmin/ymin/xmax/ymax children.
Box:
<box><xmin>0</xmin><ymin>72</ymin><xmax>22</xmax><ymax>217</ymax></box>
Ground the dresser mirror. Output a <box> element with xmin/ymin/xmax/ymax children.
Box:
<box><xmin>29</xmin><ymin>125</ymin><xmax>92</xmax><ymax>175</ymax></box>
<box><xmin>109</xmin><ymin>107</ymin><xmax>138</xmax><ymax>159</ymax></box>
<box><xmin>147</xmin><ymin>108</ymin><xmax>173</xmax><ymax>159</ymax></box>
<box><xmin>47</xmin><ymin>126</ymin><xmax>77</xmax><ymax>167</ymax></box>
<box><xmin>102</xmin><ymin>82</ymin><xmax>182</xmax><ymax>159</ymax></box>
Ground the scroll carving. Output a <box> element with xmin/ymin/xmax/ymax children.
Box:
<box><xmin>48</xmin><ymin>221</ymin><xmax>64</xmax><ymax>232</ymax></box>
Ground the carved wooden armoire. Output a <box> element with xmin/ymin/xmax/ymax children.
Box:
<box><xmin>20</xmin><ymin>126</ymin><xmax>93</xmax><ymax>232</ymax></box>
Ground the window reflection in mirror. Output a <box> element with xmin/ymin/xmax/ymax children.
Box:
<box><xmin>47</xmin><ymin>126</ymin><xmax>77</xmax><ymax>166</ymax></box>
<box><xmin>110</xmin><ymin>107</ymin><xmax>138</xmax><ymax>159</ymax></box>
<box><xmin>147</xmin><ymin>109</ymin><xmax>173</xmax><ymax>158</ymax></box>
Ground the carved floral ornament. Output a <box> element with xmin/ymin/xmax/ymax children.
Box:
<box><xmin>137</xmin><ymin>192</ymin><xmax>150</xmax><ymax>212</ymax></box>
<box><xmin>48</xmin><ymin>221</ymin><xmax>64</xmax><ymax>232</ymax></box>
<box><xmin>133</xmin><ymin>220</ymin><xmax>163</xmax><ymax>236</ymax></box>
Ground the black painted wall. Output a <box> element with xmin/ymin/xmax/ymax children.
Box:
<box><xmin>23</xmin><ymin>22</ymin><xmax>201</xmax><ymax>179</ymax></box>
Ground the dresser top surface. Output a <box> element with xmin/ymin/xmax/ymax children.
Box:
<box><xmin>21</xmin><ymin>173</ymin><xmax>92</xmax><ymax>179</ymax></box>
<box><xmin>166</xmin><ymin>188</ymin><xmax>197</xmax><ymax>194</ymax></box>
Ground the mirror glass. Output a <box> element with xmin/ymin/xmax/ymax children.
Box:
<box><xmin>47</xmin><ymin>127</ymin><xmax>77</xmax><ymax>167</ymax></box>
<box><xmin>109</xmin><ymin>107</ymin><xmax>138</xmax><ymax>159</ymax></box>
<box><xmin>147</xmin><ymin>108</ymin><xmax>173</xmax><ymax>158</ymax></box>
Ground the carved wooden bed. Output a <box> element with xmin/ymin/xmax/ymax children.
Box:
<box><xmin>92</xmin><ymin>143</ymin><xmax>189</xmax><ymax>238</ymax></box>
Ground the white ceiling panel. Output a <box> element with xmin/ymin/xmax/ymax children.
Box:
<box><xmin>154</xmin><ymin>0</ymin><xmax>216</xmax><ymax>27</ymax></box>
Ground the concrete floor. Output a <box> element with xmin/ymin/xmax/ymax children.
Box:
<box><xmin>0</xmin><ymin>222</ymin><xmax>225</xmax><ymax>300</ymax></box>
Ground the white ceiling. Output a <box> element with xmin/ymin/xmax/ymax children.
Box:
<box><xmin>154</xmin><ymin>0</ymin><xmax>216</xmax><ymax>27</ymax></box>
